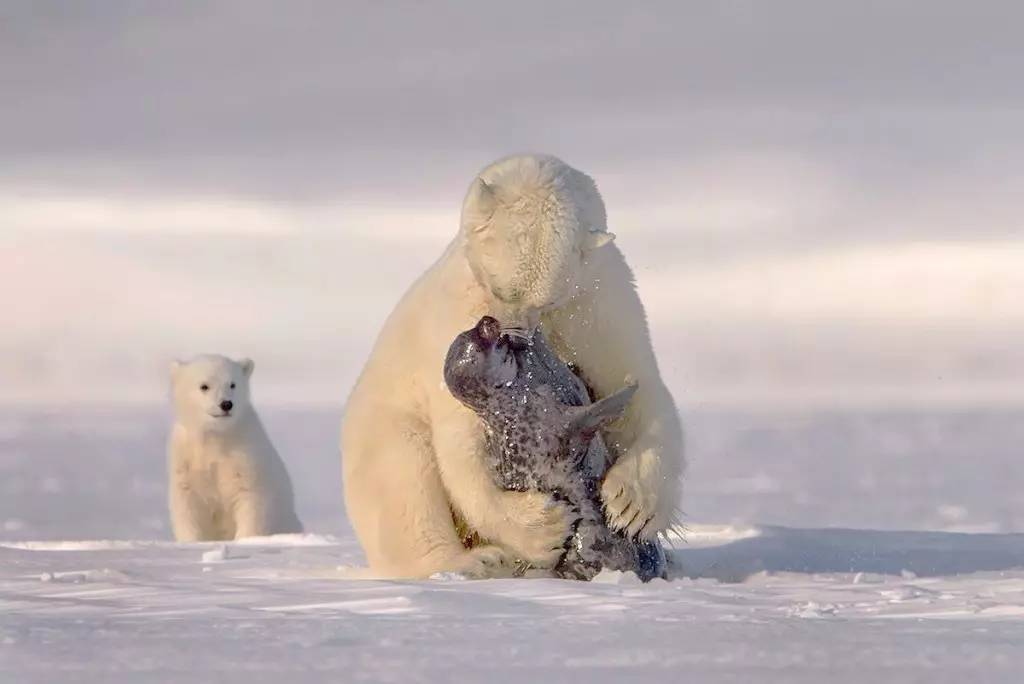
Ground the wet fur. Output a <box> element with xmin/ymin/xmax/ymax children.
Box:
<box><xmin>341</xmin><ymin>154</ymin><xmax>684</xmax><ymax>579</ymax></box>
<box><xmin>444</xmin><ymin>319</ymin><xmax>667</xmax><ymax>581</ymax></box>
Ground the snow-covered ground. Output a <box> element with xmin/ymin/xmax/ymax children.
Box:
<box><xmin>2</xmin><ymin>405</ymin><xmax>1023</xmax><ymax>682</ymax></box>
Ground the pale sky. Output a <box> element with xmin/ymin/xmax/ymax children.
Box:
<box><xmin>2</xmin><ymin>2</ymin><xmax>1022</xmax><ymax>405</ymax></box>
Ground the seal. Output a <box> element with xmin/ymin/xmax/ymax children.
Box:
<box><xmin>443</xmin><ymin>316</ymin><xmax>667</xmax><ymax>581</ymax></box>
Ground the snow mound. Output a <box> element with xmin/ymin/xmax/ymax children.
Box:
<box><xmin>3</xmin><ymin>524</ymin><xmax>1024</xmax><ymax>681</ymax></box>
<box><xmin>1</xmin><ymin>533</ymin><xmax>339</xmax><ymax>552</ymax></box>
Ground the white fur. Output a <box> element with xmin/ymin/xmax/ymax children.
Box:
<box><xmin>341</xmin><ymin>154</ymin><xmax>684</xmax><ymax>578</ymax></box>
<box><xmin>168</xmin><ymin>355</ymin><xmax>303</xmax><ymax>541</ymax></box>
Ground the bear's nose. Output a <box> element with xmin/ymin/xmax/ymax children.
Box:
<box><xmin>219</xmin><ymin>400</ymin><xmax>233</xmax><ymax>413</ymax></box>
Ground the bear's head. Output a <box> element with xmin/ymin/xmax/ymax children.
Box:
<box><xmin>460</xmin><ymin>154</ymin><xmax>615</xmax><ymax>326</ymax></box>
<box><xmin>170</xmin><ymin>354</ymin><xmax>255</xmax><ymax>431</ymax></box>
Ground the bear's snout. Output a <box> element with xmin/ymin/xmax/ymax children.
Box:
<box><xmin>219</xmin><ymin>400</ymin><xmax>234</xmax><ymax>413</ymax></box>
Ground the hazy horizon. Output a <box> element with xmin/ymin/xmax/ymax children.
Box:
<box><xmin>3</xmin><ymin>2</ymin><xmax>1022</xmax><ymax>406</ymax></box>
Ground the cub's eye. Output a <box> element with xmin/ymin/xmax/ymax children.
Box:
<box><xmin>199</xmin><ymin>384</ymin><xmax>209</xmax><ymax>392</ymax></box>
<box><xmin>229</xmin><ymin>383</ymin><xmax>236</xmax><ymax>389</ymax></box>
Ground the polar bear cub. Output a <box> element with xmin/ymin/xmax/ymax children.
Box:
<box><xmin>167</xmin><ymin>354</ymin><xmax>303</xmax><ymax>541</ymax></box>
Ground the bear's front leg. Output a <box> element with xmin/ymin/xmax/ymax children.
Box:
<box><xmin>601</xmin><ymin>423</ymin><xmax>672</xmax><ymax>540</ymax></box>
<box><xmin>430</xmin><ymin>399</ymin><xmax>573</xmax><ymax>569</ymax></box>
<box><xmin>343</xmin><ymin>400</ymin><xmax>522</xmax><ymax>578</ymax></box>
<box><xmin>232</xmin><ymin>494</ymin><xmax>270</xmax><ymax>539</ymax></box>
<box><xmin>543</xmin><ymin>265</ymin><xmax>685</xmax><ymax>542</ymax></box>
<box><xmin>169</xmin><ymin>484</ymin><xmax>207</xmax><ymax>542</ymax></box>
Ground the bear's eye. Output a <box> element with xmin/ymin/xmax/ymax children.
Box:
<box><xmin>199</xmin><ymin>384</ymin><xmax>209</xmax><ymax>392</ymax></box>
<box><xmin>229</xmin><ymin>382</ymin><xmax>236</xmax><ymax>389</ymax></box>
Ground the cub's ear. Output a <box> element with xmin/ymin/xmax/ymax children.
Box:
<box><xmin>465</xmin><ymin>177</ymin><xmax>497</xmax><ymax>232</ymax></box>
<box><xmin>583</xmin><ymin>231</ymin><xmax>615</xmax><ymax>251</ymax></box>
<box><xmin>169</xmin><ymin>359</ymin><xmax>184</xmax><ymax>379</ymax></box>
<box><xmin>238</xmin><ymin>358</ymin><xmax>255</xmax><ymax>378</ymax></box>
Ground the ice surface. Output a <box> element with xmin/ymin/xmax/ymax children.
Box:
<box><xmin>0</xmin><ymin>405</ymin><xmax>1022</xmax><ymax>682</ymax></box>
<box><xmin>2</xmin><ymin>527</ymin><xmax>1024</xmax><ymax>682</ymax></box>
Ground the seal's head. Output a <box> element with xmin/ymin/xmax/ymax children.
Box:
<box><xmin>443</xmin><ymin>316</ymin><xmax>518</xmax><ymax>409</ymax></box>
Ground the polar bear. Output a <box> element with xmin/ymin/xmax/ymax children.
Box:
<box><xmin>167</xmin><ymin>354</ymin><xmax>303</xmax><ymax>541</ymax></box>
<box><xmin>341</xmin><ymin>154</ymin><xmax>684</xmax><ymax>578</ymax></box>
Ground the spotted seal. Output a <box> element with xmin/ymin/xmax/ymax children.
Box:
<box><xmin>443</xmin><ymin>315</ymin><xmax>667</xmax><ymax>581</ymax></box>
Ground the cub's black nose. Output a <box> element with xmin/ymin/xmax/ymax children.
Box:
<box><xmin>219</xmin><ymin>400</ymin><xmax>233</xmax><ymax>413</ymax></box>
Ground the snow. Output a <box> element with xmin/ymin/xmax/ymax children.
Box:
<box><xmin>1</xmin><ymin>405</ymin><xmax>1023</xmax><ymax>682</ymax></box>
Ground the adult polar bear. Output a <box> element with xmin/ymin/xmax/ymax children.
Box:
<box><xmin>342</xmin><ymin>154</ymin><xmax>683</xmax><ymax>578</ymax></box>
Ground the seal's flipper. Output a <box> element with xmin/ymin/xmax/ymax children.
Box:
<box><xmin>569</xmin><ymin>382</ymin><xmax>638</xmax><ymax>439</ymax></box>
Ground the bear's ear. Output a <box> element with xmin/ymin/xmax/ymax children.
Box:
<box><xmin>169</xmin><ymin>359</ymin><xmax>184</xmax><ymax>379</ymax></box>
<box><xmin>239</xmin><ymin>358</ymin><xmax>255</xmax><ymax>378</ymax></box>
<box><xmin>583</xmin><ymin>231</ymin><xmax>616</xmax><ymax>251</ymax></box>
<box><xmin>465</xmin><ymin>177</ymin><xmax>497</xmax><ymax>233</ymax></box>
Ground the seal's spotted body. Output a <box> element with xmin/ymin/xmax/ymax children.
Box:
<box><xmin>444</xmin><ymin>316</ymin><xmax>666</xmax><ymax>581</ymax></box>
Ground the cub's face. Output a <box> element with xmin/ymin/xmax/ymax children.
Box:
<box><xmin>170</xmin><ymin>355</ymin><xmax>254</xmax><ymax>431</ymax></box>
